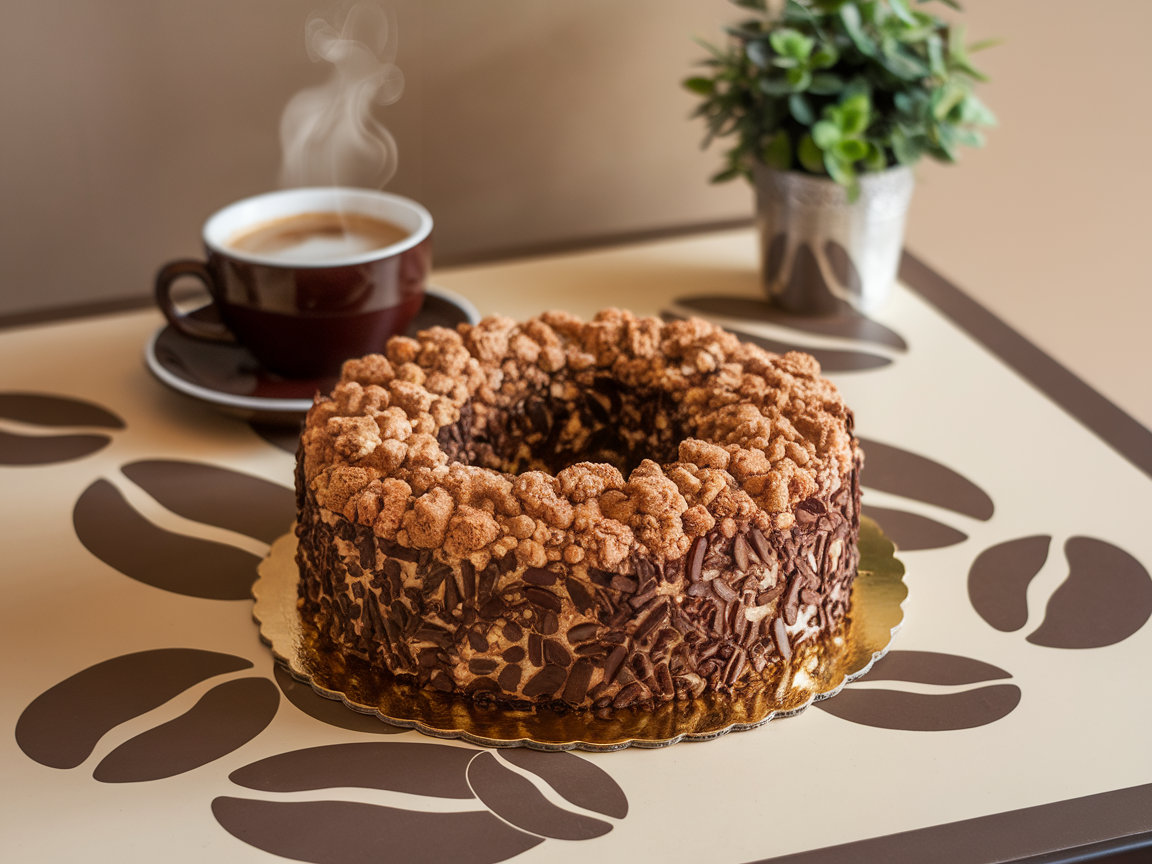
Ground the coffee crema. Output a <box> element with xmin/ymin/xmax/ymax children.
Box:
<box><xmin>228</xmin><ymin>211</ymin><xmax>409</xmax><ymax>262</ymax></box>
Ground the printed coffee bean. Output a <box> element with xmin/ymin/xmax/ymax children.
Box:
<box><xmin>73</xmin><ymin>478</ymin><xmax>263</xmax><ymax>599</ymax></box>
<box><xmin>815</xmin><ymin>650</ymin><xmax>1021</xmax><ymax>731</ymax></box>
<box><xmin>970</xmin><ymin>535</ymin><xmax>1152</xmax><ymax>648</ymax></box>
<box><xmin>218</xmin><ymin>742</ymin><xmax>627</xmax><ymax>863</ymax></box>
<box><xmin>673</xmin><ymin>294</ymin><xmax>907</xmax><ymax>351</ymax></box>
<box><xmin>660</xmin><ymin>311</ymin><xmax>891</xmax><ymax>373</ymax></box>
<box><xmin>93</xmin><ymin>678</ymin><xmax>278</xmax><ymax>783</ymax></box>
<box><xmin>467</xmin><ymin>752</ymin><xmax>613</xmax><ymax>840</ymax></box>
<box><xmin>16</xmin><ymin>648</ymin><xmax>252</xmax><ymax>769</ymax></box>
<box><xmin>1031</xmin><ymin>537</ymin><xmax>1151</xmax><ymax>649</ymax></box>
<box><xmin>120</xmin><ymin>460</ymin><xmax>294</xmax><ymax>544</ymax></box>
<box><xmin>272</xmin><ymin>666</ymin><xmax>405</xmax><ymax>734</ymax></box>
<box><xmin>856</xmin><ymin>650</ymin><xmax>1012</xmax><ymax>686</ymax></box>
<box><xmin>968</xmin><ymin>535</ymin><xmax>1050</xmax><ymax>632</ymax></box>
<box><xmin>230</xmin><ymin>742</ymin><xmax>477</xmax><ymax>798</ymax></box>
<box><xmin>247</xmin><ymin>420</ymin><xmax>304</xmax><ymax>454</ymax></box>
<box><xmin>857</xmin><ymin>437</ymin><xmax>994</xmax><ymax>521</ymax></box>
<box><xmin>212</xmin><ymin>799</ymin><xmax>543</xmax><ymax>864</ymax></box>
<box><xmin>0</xmin><ymin>391</ymin><xmax>123</xmax><ymax>465</ymax></box>
<box><xmin>861</xmin><ymin>504</ymin><xmax>968</xmax><ymax>551</ymax></box>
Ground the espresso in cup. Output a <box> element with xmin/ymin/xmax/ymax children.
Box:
<box><xmin>228</xmin><ymin>211</ymin><xmax>410</xmax><ymax>262</ymax></box>
<box><xmin>156</xmin><ymin>188</ymin><xmax>432</xmax><ymax>378</ymax></box>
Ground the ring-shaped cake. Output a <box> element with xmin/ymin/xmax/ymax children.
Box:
<box><xmin>295</xmin><ymin>309</ymin><xmax>862</xmax><ymax>715</ymax></box>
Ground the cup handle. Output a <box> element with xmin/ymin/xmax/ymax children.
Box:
<box><xmin>154</xmin><ymin>260</ymin><xmax>236</xmax><ymax>343</ymax></box>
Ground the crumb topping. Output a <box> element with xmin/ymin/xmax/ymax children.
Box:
<box><xmin>300</xmin><ymin>309</ymin><xmax>857</xmax><ymax>570</ymax></box>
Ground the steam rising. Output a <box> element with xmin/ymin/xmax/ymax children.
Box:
<box><xmin>279</xmin><ymin>2</ymin><xmax>404</xmax><ymax>189</ymax></box>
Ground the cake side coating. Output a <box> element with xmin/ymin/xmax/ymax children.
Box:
<box><xmin>295</xmin><ymin>309</ymin><xmax>862</xmax><ymax>712</ymax></box>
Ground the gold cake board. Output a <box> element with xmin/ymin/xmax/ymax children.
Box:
<box><xmin>253</xmin><ymin>515</ymin><xmax>906</xmax><ymax>751</ymax></box>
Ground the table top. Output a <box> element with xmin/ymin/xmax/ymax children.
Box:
<box><xmin>2</xmin><ymin>229</ymin><xmax>1150</xmax><ymax>863</ymax></box>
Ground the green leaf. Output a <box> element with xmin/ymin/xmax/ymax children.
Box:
<box><xmin>839</xmin><ymin>93</ymin><xmax>871</xmax><ymax>135</ymax></box>
<box><xmin>932</xmin><ymin>80</ymin><xmax>967</xmax><ymax>120</ymax></box>
<box><xmin>809</xmin><ymin>73</ymin><xmax>845</xmax><ymax>95</ymax></box>
<box><xmin>724</xmin><ymin>25</ymin><xmax>766</xmax><ymax>40</ymax></box>
<box><xmin>890</xmin><ymin>127</ymin><xmax>922</xmax><ymax>165</ymax></box>
<box><xmin>888</xmin><ymin>0</ymin><xmax>919</xmax><ymax>26</ymax></box>
<box><xmin>710</xmin><ymin>166</ymin><xmax>744</xmax><ymax>183</ymax></box>
<box><xmin>784</xmin><ymin>0</ymin><xmax>819</xmax><ymax>25</ymax></box>
<box><xmin>746</xmin><ymin>40</ymin><xmax>771</xmax><ymax>68</ymax></box>
<box><xmin>760</xmin><ymin>76</ymin><xmax>797</xmax><ymax>95</ymax></box>
<box><xmin>951</xmin><ymin>126</ymin><xmax>986</xmax><ymax>148</ymax></box>
<box><xmin>789</xmin><ymin>93</ymin><xmax>816</xmax><ymax>125</ymax></box>
<box><xmin>926</xmin><ymin>33</ymin><xmax>945</xmax><ymax>76</ymax></box>
<box><xmin>863</xmin><ymin>142</ymin><xmax>888</xmax><ymax>171</ymax></box>
<box><xmin>786</xmin><ymin>67</ymin><xmax>813</xmax><ymax>90</ymax></box>
<box><xmin>692</xmin><ymin>37</ymin><xmax>729</xmax><ymax>63</ymax></box>
<box><xmin>762</xmin><ymin>132</ymin><xmax>793</xmax><ymax>170</ymax></box>
<box><xmin>812</xmin><ymin>120</ymin><xmax>841</xmax><ymax>149</ymax></box>
<box><xmin>811</xmin><ymin>43</ymin><xmax>840</xmax><ymax>70</ymax></box>
<box><xmin>947</xmin><ymin>24</ymin><xmax>990</xmax><ymax>81</ymax></box>
<box><xmin>824</xmin><ymin>153</ymin><xmax>859</xmax><ymax>198</ymax></box>
<box><xmin>835</xmin><ymin>138</ymin><xmax>869</xmax><ymax>161</ymax></box>
<box><xmin>893</xmin><ymin>91</ymin><xmax>920</xmax><ymax>115</ymax></box>
<box><xmin>683</xmin><ymin>76</ymin><xmax>715</xmax><ymax>95</ymax></box>
<box><xmin>731</xmin><ymin>0</ymin><xmax>768</xmax><ymax>10</ymax></box>
<box><xmin>797</xmin><ymin>134</ymin><xmax>826</xmax><ymax>173</ymax></box>
<box><xmin>934</xmin><ymin>123</ymin><xmax>960</xmax><ymax>161</ymax></box>
<box><xmin>839</xmin><ymin>4</ymin><xmax>878</xmax><ymax>57</ymax></box>
<box><xmin>958</xmin><ymin>93</ymin><xmax>996</xmax><ymax>126</ymax></box>
<box><xmin>880</xmin><ymin>39</ymin><xmax>930</xmax><ymax>80</ymax></box>
<box><xmin>967</xmin><ymin>37</ymin><xmax>1004</xmax><ymax>53</ymax></box>
<box><xmin>770</xmin><ymin>28</ymin><xmax>815</xmax><ymax>61</ymax></box>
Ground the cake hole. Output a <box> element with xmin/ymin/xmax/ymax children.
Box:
<box><xmin>438</xmin><ymin>376</ymin><xmax>692</xmax><ymax>477</ymax></box>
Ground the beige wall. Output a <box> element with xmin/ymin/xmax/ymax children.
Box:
<box><xmin>0</xmin><ymin>0</ymin><xmax>749</xmax><ymax>316</ymax></box>
<box><xmin>4</xmin><ymin>0</ymin><xmax>1151</xmax><ymax>433</ymax></box>
<box><xmin>903</xmin><ymin>0</ymin><xmax>1152</xmax><ymax>430</ymax></box>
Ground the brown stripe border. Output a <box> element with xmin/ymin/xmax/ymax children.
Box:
<box><xmin>746</xmin><ymin>784</ymin><xmax>1152</xmax><ymax>864</ymax></box>
<box><xmin>747</xmin><ymin>253</ymin><xmax>1152</xmax><ymax>864</ymax></box>
<box><xmin>899</xmin><ymin>252</ymin><xmax>1152</xmax><ymax>482</ymax></box>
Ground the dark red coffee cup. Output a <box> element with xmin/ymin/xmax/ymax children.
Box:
<box><xmin>155</xmin><ymin>187</ymin><xmax>432</xmax><ymax>378</ymax></box>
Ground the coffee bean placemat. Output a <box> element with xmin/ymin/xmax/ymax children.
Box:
<box><xmin>1</xmin><ymin>250</ymin><xmax>1149</xmax><ymax>864</ymax></box>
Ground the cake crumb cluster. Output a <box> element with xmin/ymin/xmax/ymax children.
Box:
<box><xmin>300</xmin><ymin>309</ymin><xmax>855</xmax><ymax>572</ymax></box>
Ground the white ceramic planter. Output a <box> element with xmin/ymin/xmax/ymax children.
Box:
<box><xmin>753</xmin><ymin>163</ymin><xmax>914</xmax><ymax>315</ymax></box>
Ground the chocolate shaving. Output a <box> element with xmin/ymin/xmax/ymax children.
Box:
<box><xmin>749</xmin><ymin>527</ymin><xmax>771</xmax><ymax>563</ymax></box>
<box><xmin>544</xmin><ymin>639</ymin><xmax>571</xmax><ymax>667</ymax></box>
<box><xmin>612</xmin><ymin>681</ymin><xmax>645</xmax><ymax>709</ymax></box>
<box><xmin>498</xmin><ymin>664</ymin><xmax>522</xmax><ymax>691</ymax></box>
<box><xmin>502</xmin><ymin>646</ymin><xmax>525</xmax><ymax>663</ymax></box>
<box><xmin>567</xmin><ymin>622</ymin><xmax>598</xmax><ymax>643</ymax></box>
<box><xmin>528</xmin><ymin>633</ymin><xmax>544</xmax><ymax>667</ymax></box>
<box><xmin>523</xmin><ymin>664</ymin><xmax>567</xmax><ymax>698</ymax></box>
<box><xmin>783</xmin><ymin>576</ymin><xmax>803</xmax><ymax>626</ymax></box>
<box><xmin>773</xmin><ymin>616</ymin><xmax>792</xmax><ymax>663</ymax></box>
<box><xmin>467</xmin><ymin>628</ymin><xmax>488</xmax><ymax>653</ymax></box>
<box><xmin>562</xmin><ymin>659</ymin><xmax>594</xmax><ymax>704</ymax></box>
<box><xmin>610</xmin><ymin>575</ymin><xmax>638</xmax><ymax>594</ymax></box>
<box><xmin>523</xmin><ymin>567</ymin><xmax>558</xmax><ymax>586</ymax></box>
<box><xmin>603</xmin><ymin>645</ymin><xmax>627</xmax><ymax>684</ymax></box>
<box><xmin>687</xmin><ymin>536</ymin><xmax>707</xmax><ymax>583</ymax></box>
<box><xmin>524</xmin><ymin>587</ymin><xmax>562</xmax><ymax>612</ymax></box>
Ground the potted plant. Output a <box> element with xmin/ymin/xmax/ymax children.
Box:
<box><xmin>685</xmin><ymin>0</ymin><xmax>995</xmax><ymax>314</ymax></box>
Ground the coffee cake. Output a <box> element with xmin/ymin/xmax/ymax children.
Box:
<box><xmin>295</xmin><ymin>309</ymin><xmax>862</xmax><ymax>714</ymax></box>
